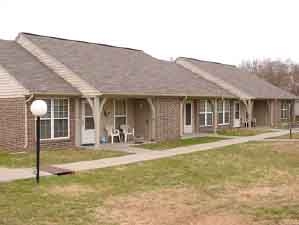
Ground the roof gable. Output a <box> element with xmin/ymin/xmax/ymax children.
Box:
<box><xmin>177</xmin><ymin>57</ymin><xmax>296</xmax><ymax>99</ymax></box>
<box><xmin>0</xmin><ymin>39</ymin><xmax>79</xmax><ymax>96</ymax></box>
<box><xmin>19</xmin><ymin>33</ymin><xmax>235</xmax><ymax>98</ymax></box>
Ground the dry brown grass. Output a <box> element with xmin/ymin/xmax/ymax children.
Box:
<box><xmin>49</xmin><ymin>184</ymin><xmax>96</xmax><ymax>197</ymax></box>
<box><xmin>97</xmin><ymin>179</ymin><xmax>299</xmax><ymax>225</ymax></box>
<box><xmin>97</xmin><ymin>187</ymin><xmax>253</xmax><ymax>225</ymax></box>
<box><xmin>269</xmin><ymin>142</ymin><xmax>299</xmax><ymax>155</ymax></box>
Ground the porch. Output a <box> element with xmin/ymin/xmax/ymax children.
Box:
<box><xmin>180</xmin><ymin>98</ymin><xmax>292</xmax><ymax>136</ymax></box>
<box><xmin>76</xmin><ymin>97</ymin><xmax>156</xmax><ymax>147</ymax></box>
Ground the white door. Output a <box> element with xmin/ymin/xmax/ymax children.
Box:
<box><xmin>81</xmin><ymin>101</ymin><xmax>96</xmax><ymax>144</ymax></box>
<box><xmin>233</xmin><ymin>101</ymin><xmax>241</xmax><ymax>128</ymax></box>
<box><xmin>184</xmin><ymin>102</ymin><xmax>193</xmax><ymax>133</ymax></box>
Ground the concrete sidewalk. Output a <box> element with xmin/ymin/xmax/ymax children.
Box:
<box><xmin>0</xmin><ymin>129</ymin><xmax>295</xmax><ymax>183</ymax></box>
<box><xmin>0</xmin><ymin>168</ymin><xmax>51</xmax><ymax>183</ymax></box>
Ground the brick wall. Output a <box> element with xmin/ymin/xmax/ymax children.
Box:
<box><xmin>155</xmin><ymin>97</ymin><xmax>181</xmax><ymax>141</ymax></box>
<box><xmin>26</xmin><ymin>97</ymin><xmax>76</xmax><ymax>150</ymax></box>
<box><xmin>0</xmin><ymin>98</ymin><xmax>26</xmax><ymax>151</ymax></box>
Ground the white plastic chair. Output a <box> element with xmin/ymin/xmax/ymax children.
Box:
<box><xmin>120</xmin><ymin>124</ymin><xmax>135</xmax><ymax>143</ymax></box>
<box><xmin>105</xmin><ymin>125</ymin><xmax>121</xmax><ymax>144</ymax></box>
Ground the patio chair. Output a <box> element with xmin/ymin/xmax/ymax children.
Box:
<box><xmin>120</xmin><ymin>124</ymin><xmax>135</xmax><ymax>143</ymax></box>
<box><xmin>105</xmin><ymin>126</ymin><xmax>121</xmax><ymax>144</ymax></box>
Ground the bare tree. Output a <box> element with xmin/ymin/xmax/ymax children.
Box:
<box><xmin>240</xmin><ymin>59</ymin><xmax>299</xmax><ymax>95</ymax></box>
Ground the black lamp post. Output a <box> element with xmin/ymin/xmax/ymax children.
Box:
<box><xmin>30</xmin><ymin>100</ymin><xmax>47</xmax><ymax>184</ymax></box>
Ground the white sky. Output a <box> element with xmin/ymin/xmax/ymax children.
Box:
<box><xmin>1</xmin><ymin>0</ymin><xmax>299</xmax><ymax>65</ymax></box>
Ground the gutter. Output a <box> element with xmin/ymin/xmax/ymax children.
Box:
<box><xmin>24</xmin><ymin>94</ymin><xmax>34</xmax><ymax>149</ymax></box>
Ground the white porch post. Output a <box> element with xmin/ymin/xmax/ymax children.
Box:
<box><xmin>244</xmin><ymin>99</ymin><xmax>253</xmax><ymax>128</ymax></box>
<box><xmin>74</xmin><ymin>98</ymin><xmax>81</xmax><ymax>147</ymax></box>
<box><xmin>268</xmin><ymin>100</ymin><xmax>274</xmax><ymax>127</ymax></box>
<box><xmin>146</xmin><ymin>97</ymin><xmax>156</xmax><ymax>141</ymax></box>
<box><xmin>94</xmin><ymin>96</ymin><xmax>101</xmax><ymax>146</ymax></box>
<box><xmin>213</xmin><ymin>99</ymin><xmax>218</xmax><ymax>134</ymax></box>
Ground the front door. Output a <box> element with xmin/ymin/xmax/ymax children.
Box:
<box><xmin>81</xmin><ymin>101</ymin><xmax>96</xmax><ymax>145</ymax></box>
<box><xmin>134</xmin><ymin>100</ymin><xmax>149</xmax><ymax>139</ymax></box>
<box><xmin>184</xmin><ymin>102</ymin><xmax>193</xmax><ymax>133</ymax></box>
<box><xmin>233</xmin><ymin>101</ymin><xmax>241</xmax><ymax>128</ymax></box>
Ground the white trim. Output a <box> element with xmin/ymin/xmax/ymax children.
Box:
<box><xmin>39</xmin><ymin>98</ymin><xmax>70</xmax><ymax>140</ymax></box>
<box><xmin>199</xmin><ymin>100</ymin><xmax>213</xmax><ymax>127</ymax></box>
<box><xmin>280</xmin><ymin>101</ymin><xmax>289</xmax><ymax>120</ymax></box>
<box><xmin>17</xmin><ymin>34</ymin><xmax>101</xmax><ymax>96</ymax></box>
<box><xmin>176</xmin><ymin>59</ymin><xmax>253</xmax><ymax>99</ymax></box>
<box><xmin>218</xmin><ymin>100</ymin><xmax>230</xmax><ymax>125</ymax></box>
<box><xmin>184</xmin><ymin>101</ymin><xmax>193</xmax><ymax>133</ymax></box>
<box><xmin>233</xmin><ymin>101</ymin><xmax>241</xmax><ymax>128</ymax></box>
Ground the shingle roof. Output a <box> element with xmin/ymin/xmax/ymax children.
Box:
<box><xmin>0</xmin><ymin>39</ymin><xmax>79</xmax><ymax>95</ymax></box>
<box><xmin>21</xmin><ymin>33</ymin><xmax>235</xmax><ymax>98</ymax></box>
<box><xmin>179</xmin><ymin>58</ymin><xmax>296</xmax><ymax>99</ymax></box>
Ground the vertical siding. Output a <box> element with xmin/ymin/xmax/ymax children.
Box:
<box><xmin>0</xmin><ymin>65</ymin><xmax>28</xmax><ymax>98</ymax></box>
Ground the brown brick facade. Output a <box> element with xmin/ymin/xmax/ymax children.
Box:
<box><xmin>155</xmin><ymin>97</ymin><xmax>181</xmax><ymax>141</ymax></box>
<box><xmin>0</xmin><ymin>98</ymin><xmax>26</xmax><ymax>151</ymax></box>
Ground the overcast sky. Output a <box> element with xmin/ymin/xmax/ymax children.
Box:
<box><xmin>1</xmin><ymin>0</ymin><xmax>299</xmax><ymax>65</ymax></box>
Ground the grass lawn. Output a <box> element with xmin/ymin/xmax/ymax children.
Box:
<box><xmin>0</xmin><ymin>148</ymin><xmax>128</xmax><ymax>168</ymax></box>
<box><xmin>135</xmin><ymin>136</ymin><xmax>226</xmax><ymax>150</ymax></box>
<box><xmin>1</xmin><ymin>141</ymin><xmax>299</xmax><ymax>225</ymax></box>
<box><xmin>217</xmin><ymin>128</ymin><xmax>273</xmax><ymax>136</ymax></box>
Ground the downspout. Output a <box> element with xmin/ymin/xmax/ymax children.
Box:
<box><xmin>24</xmin><ymin>94</ymin><xmax>34</xmax><ymax>149</ymax></box>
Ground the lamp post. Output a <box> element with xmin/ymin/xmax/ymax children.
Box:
<box><xmin>30</xmin><ymin>100</ymin><xmax>47</xmax><ymax>183</ymax></box>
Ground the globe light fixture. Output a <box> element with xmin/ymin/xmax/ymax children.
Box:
<box><xmin>30</xmin><ymin>100</ymin><xmax>47</xmax><ymax>117</ymax></box>
<box><xmin>30</xmin><ymin>100</ymin><xmax>47</xmax><ymax>183</ymax></box>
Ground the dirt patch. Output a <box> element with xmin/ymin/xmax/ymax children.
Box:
<box><xmin>224</xmin><ymin>181</ymin><xmax>299</xmax><ymax>204</ymax></box>
<box><xmin>49</xmin><ymin>184</ymin><xmax>96</xmax><ymax>197</ymax></box>
<box><xmin>269</xmin><ymin>142</ymin><xmax>299</xmax><ymax>155</ymax></box>
<box><xmin>97</xmin><ymin>187</ymin><xmax>254</xmax><ymax>225</ymax></box>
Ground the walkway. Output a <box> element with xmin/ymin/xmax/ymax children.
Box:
<box><xmin>0</xmin><ymin>129</ymin><xmax>296</xmax><ymax>183</ymax></box>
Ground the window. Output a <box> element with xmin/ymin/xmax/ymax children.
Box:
<box><xmin>40</xmin><ymin>98</ymin><xmax>69</xmax><ymax>140</ymax></box>
<box><xmin>84</xmin><ymin>103</ymin><xmax>94</xmax><ymax>130</ymax></box>
<box><xmin>114</xmin><ymin>99</ymin><xmax>127</xmax><ymax>129</ymax></box>
<box><xmin>218</xmin><ymin>100</ymin><xmax>230</xmax><ymax>125</ymax></box>
<box><xmin>199</xmin><ymin>100</ymin><xmax>213</xmax><ymax>127</ymax></box>
<box><xmin>280</xmin><ymin>102</ymin><xmax>289</xmax><ymax>120</ymax></box>
<box><xmin>40</xmin><ymin>99</ymin><xmax>51</xmax><ymax>139</ymax></box>
<box><xmin>234</xmin><ymin>102</ymin><xmax>240</xmax><ymax>119</ymax></box>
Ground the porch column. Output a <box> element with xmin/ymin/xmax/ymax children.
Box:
<box><xmin>244</xmin><ymin>99</ymin><xmax>254</xmax><ymax>128</ymax></box>
<box><xmin>268</xmin><ymin>100</ymin><xmax>274</xmax><ymax>127</ymax></box>
<box><xmin>74</xmin><ymin>98</ymin><xmax>81</xmax><ymax>147</ymax></box>
<box><xmin>94</xmin><ymin>96</ymin><xmax>101</xmax><ymax>146</ymax></box>
<box><xmin>213</xmin><ymin>99</ymin><xmax>218</xmax><ymax>134</ymax></box>
<box><xmin>146</xmin><ymin>97</ymin><xmax>156</xmax><ymax>141</ymax></box>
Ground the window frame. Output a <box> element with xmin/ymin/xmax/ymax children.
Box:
<box><xmin>39</xmin><ymin>98</ymin><xmax>70</xmax><ymax>141</ymax></box>
<box><xmin>218</xmin><ymin>100</ymin><xmax>230</xmax><ymax>125</ymax></box>
<box><xmin>199</xmin><ymin>100</ymin><xmax>213</xmax><ymax>127</ymax></box>
<box><xmin>280</xmin><ymin>101</ymin><xmax>289</xmax><ymax>120</ymax></box>
<box><xmin>83</xmin><ymin>101</ymin><xmax>95</xmax><ymax>130</ymax></box>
